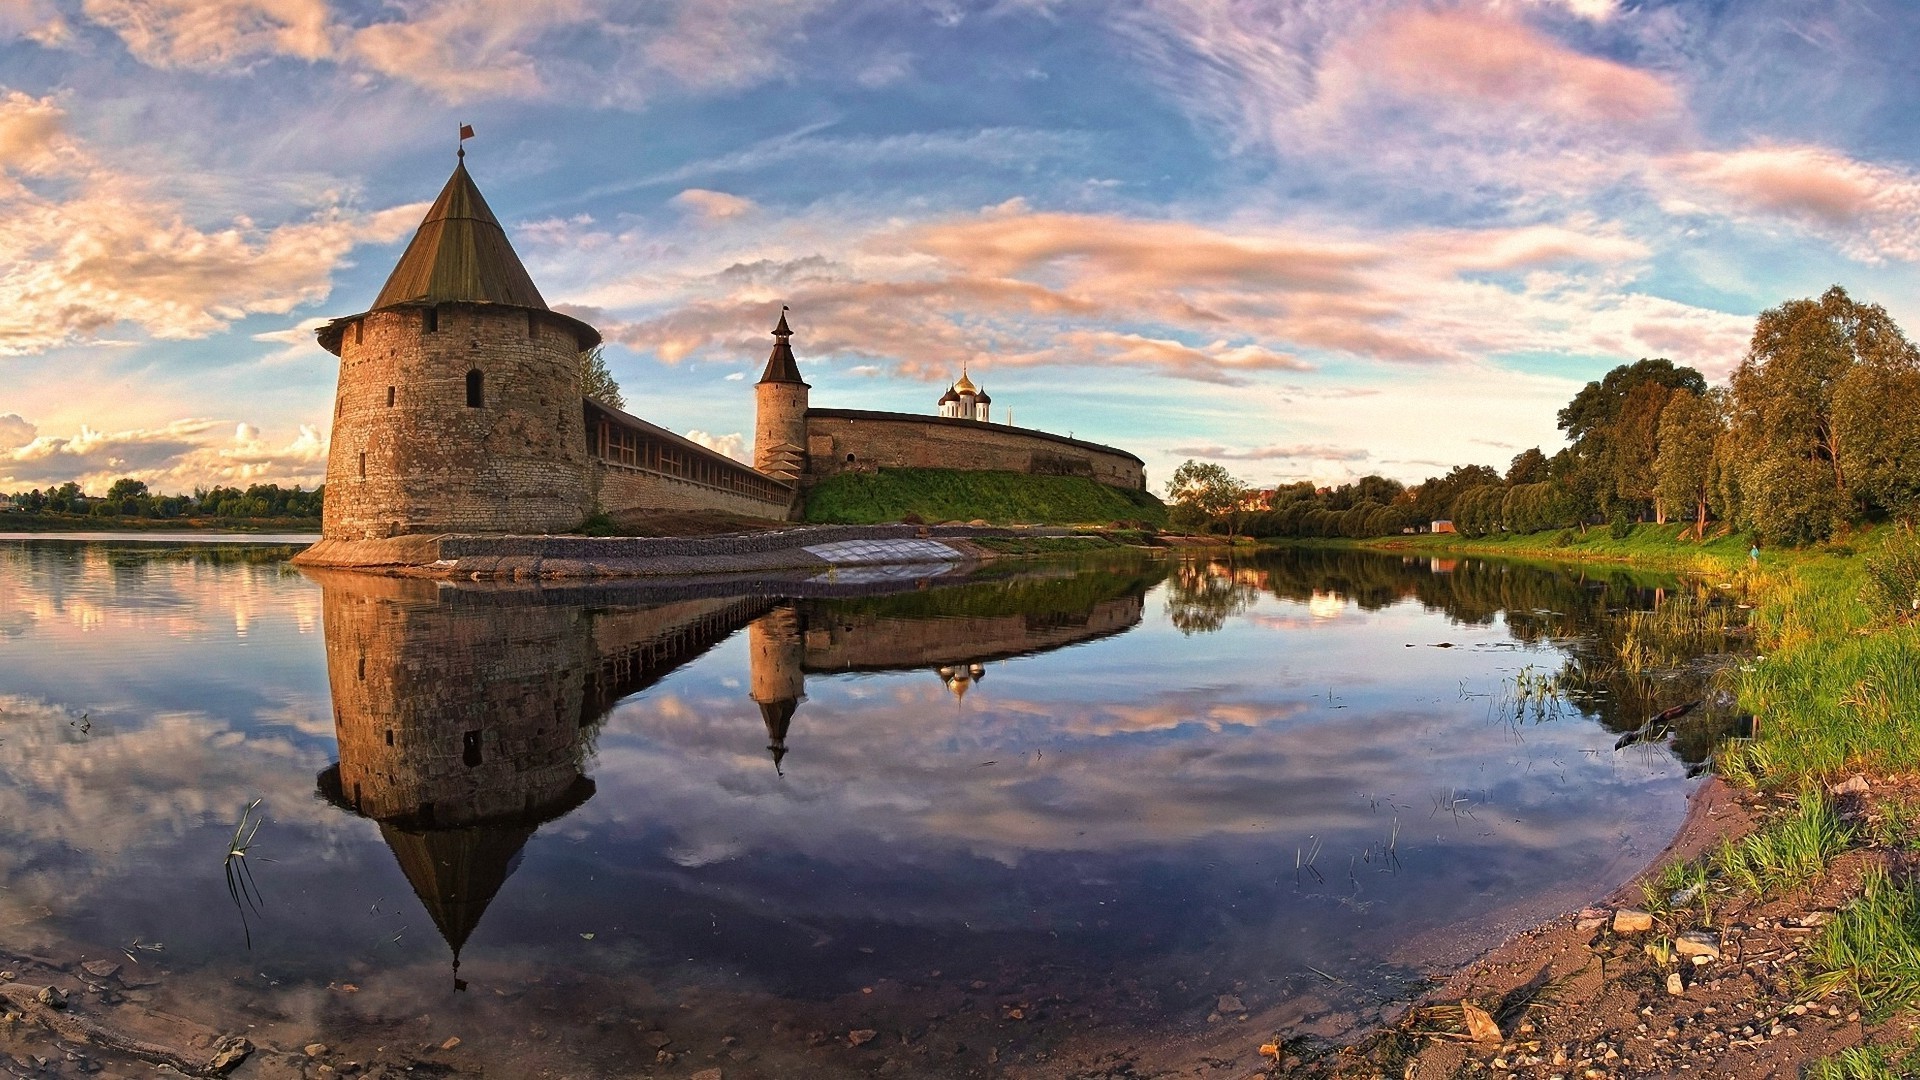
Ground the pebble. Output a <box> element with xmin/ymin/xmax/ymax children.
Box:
<box><xmin>849</xmin><ymin>1029</ymin><xmax>877</xmax><ymax>1047</ymax></box>
<box><xmin>439</xmin><ymin>1037</ymin><xmax>461</xmax><ymax>1051</ymax></box>
<box><xmin>1216</xmin><ymin>994</ymin><xmax>1245</xmax><ymax>1014</ymax></box>
<box><xmin>305</xmin><ymin>1043</ymin><xmax>329</xmax><ymax>1057</ymax></box>
<box><xmin>1665</xmin><ymin>972</ymin><xmax>1685</xmax><ymax>996</ymax></box>
<box><xmin>79</xmin><ymin>961</ymin><xmax>120</xmax><ymax>980</ymax></box>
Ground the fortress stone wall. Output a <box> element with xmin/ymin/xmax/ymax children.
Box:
<box><xmin>300</xmin><ymin>158</ymin><xmax>1146</xmax><ymax>557</ymax></box>
<box><xmin>317</xmin><ymin>573</ymin><xmax>598</xmax><ymax>828</ymax></box>
<box><xmin>802</xmin><ymin>409</ymin><xmax>1146</xmax><ymax>491</ymax></box>
<box><xmin>325</xmin><ymin>304</ymin><xmax>594</xmax><ymax>540</ymax></box>
<box><xmin>798</xmin><ymin>594</ymin><xmax>1145</xmax><ymax>672</ymax></box>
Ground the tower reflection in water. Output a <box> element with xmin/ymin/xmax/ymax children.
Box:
<box><xmin>305</xmin><ymin>566</ymin><xmax>1151</xmax><ymax>982</ymax></box>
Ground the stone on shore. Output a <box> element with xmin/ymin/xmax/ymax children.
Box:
<box><xmin>1462</xmin><ymin>1001</ymin><xmax>1502</xmax><ymax>1043</ymax></box>
<box><xmin>208</xmin><ymin>1036</ymin><xmax>253</xmax><ymax>1074</ymax></box>
<box><xmin>1612</xmin><ymin>909</ymin><xmax>1655</xmax><ymax>933</ymax></box>
<box><xmin>1675</xmin><ymin>930</ymin><xmax>1721</xmax><ymax>961</ymax></box>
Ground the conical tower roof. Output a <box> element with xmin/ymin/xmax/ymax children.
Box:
<box><xmin>757</xmin><ymin>309</ymin><xmax>807</xmax><ymax>386</ymax></box>
<box><xmin>375</xmin><ymin>160</ymin><xmax>546</xmax><ymax>311</ymax></box>
<box><xmin>381</xmin><ymin>821</ymin><xmax>536</xmax><ymax>959</ymax></box>
<box><xmin>316</xmin><ymin>157</ymin><xmax>600</xmax><ymax>355</ymax></box>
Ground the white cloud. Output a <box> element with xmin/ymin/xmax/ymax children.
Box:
<box><xmin>62</xmin><ymin>0</ymin><xmax>835</xmax><ymax>105</ymax></box>
<box><xmin>0</xmin><ymin>416</ymin><xmax>328</xmax><ymax>491</ymax></box>
<box><xmin>0</xmin><ymin>92</ymin><xmax>420</xmax><ymax>356</ymax></box>
<box><xmin>0</xmin><ymin>412</ymin><xmax>35</xmax><ymax>448</ymax></box>
<box><xmin>684</xmin><ymin>428</ymin><xmax>748</xmax><ymax>463</ymax></box>
<box><xmin>80</xmin><ymin>0</ymin><xmax>335</xmax><ymax>69</ymax></box>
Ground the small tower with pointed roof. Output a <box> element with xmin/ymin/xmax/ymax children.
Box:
<box><xmin>314</xmin><ymin>153</ymin><xmax>601</xmax><ymax>540</ymax></box>
<box><xmin>753</xmin><ymin>309</ymin><xmax>810</xmax><ymax>482</ymax></box>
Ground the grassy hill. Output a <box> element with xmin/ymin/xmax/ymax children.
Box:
<box><xmin>802</xmin><ymin>468</ymin><xmax>1166</xmax><ymax>527</ymax></box>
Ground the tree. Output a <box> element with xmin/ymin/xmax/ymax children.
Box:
<box><xmin>1653</xmin><ymin>388</ymin><xmax>1725</xmax><ymax>538</ymax></box>
<box><xmin>1555</xmin><ymin>359</ymin><xmax>1705</xmax><ymax>524</ymax></box>
<box><xmin>1834</xmin><ymin>349</ymin><xmax>1920</xmax><ymax>525</ymax></box>
<box><xmin>1727</xmin><ymin>286</ymin><xmax>1918</xmax><ymax>542</ymax></box>
<box><xmin>1411</xmin><ymin>464</ymin><xmax>1500</xmax><ymax>525</ymax></box>
<box><xmin>581</xmin><ymin>346</ymin><xmax>624</xmax><ymax>409</ymax></box>
<box><xmin>1166</xmin><ymin>460</ymin><xmax>1250</xmax><ymax>535</ymax></box>
<box><xmin>105</xmin><ymin>478</ymin><xmax>148</xmax><ymax>501</ymax></box>
<box><xmin>1505</xmin><ymin>447</ymin><xmax>1549</xmax><ymax>486</ymax></box>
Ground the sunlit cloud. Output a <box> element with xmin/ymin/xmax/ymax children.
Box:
<box><xmin>0</xmin><ymin>416</ymin><xmax>328</xmax><ymax>491</ymax></box>
<box><xmin>672</xmin><ymin>188</ymin><xmax>757</xmax><ymax>221</ymax></box>
<box><xmin>1661</xmin><ymin>144</ymin><xmax>1920</xmax><ymax>263</ymax></box>
<box><xmin>684</xmin><ymin>429</ymin><xmax>748</xmax><ymax>463</ymax></box>
<box><xmin>1170</xmin><ymin>442</ymin><xmax>1371</xmax><ymax>463</ymax></box>
<box><xmin>0</xmin><ymin>92</ymin><xmax>421</xmax><ymax>356</ymax></box>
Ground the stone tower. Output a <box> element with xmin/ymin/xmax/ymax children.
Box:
<box><xmin>753</xmin><ymin>310</ymin><xmax>810</xmax><ymax>482</ymax></box>
<box><xmin>311</xmin><ymin>571</ymin><xmax>600</xmax><ymax>976</ymax></box>
<box><xmin>314</xmin><ymin>153</ymin><xmax>602</xmax><ymax>540</ymax></box>
<box><xmin>747</xmin><ymin>604</ymin><xmax>807</xmax><ymax>773</ymax></box>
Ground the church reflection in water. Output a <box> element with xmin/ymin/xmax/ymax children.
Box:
<box><xmin>304</xmin><ymin>565</ymin><xmax>1153</xmax><ymax>981</ymax></box>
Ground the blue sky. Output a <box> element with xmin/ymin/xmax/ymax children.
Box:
<box><xmin>5</xmin><ymin>0</ymin><xmax>1920</xmax><ymax>494</ymax></box>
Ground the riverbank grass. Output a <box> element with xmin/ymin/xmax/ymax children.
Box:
<box><xmin>803</xmin><ymin>468</ymin><xmax>1167</xmax><ymax>527</ymax></box>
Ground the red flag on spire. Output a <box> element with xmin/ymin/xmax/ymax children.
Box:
<box><xmin>459</xmin><ymin>123</ymin><xmax>475</xmax><ymax>140</ymax></box>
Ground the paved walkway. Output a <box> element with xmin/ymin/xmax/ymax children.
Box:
<box><xmin>801</xmin><ymin>538</ymin><xmax>966</xmax><ymax>566</ymax></box>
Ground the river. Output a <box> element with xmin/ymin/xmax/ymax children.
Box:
<box><xmin>0</xmin><ymin>538</ymin><xmax>1745</xmax><ymax>1078</ymax></box>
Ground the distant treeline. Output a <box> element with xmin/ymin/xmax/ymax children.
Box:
<box><xmin>1189</xmin><ymin>286</ymin><xmax>1920</xmax><ymax>545</ymax></box>
<box><xmin>2</xmin><ymin>479</ymin><xmax>323</xmax><ymax>520</ymax></box>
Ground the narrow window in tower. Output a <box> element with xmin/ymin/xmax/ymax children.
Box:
<box><xmin>467</xmin><ymin>369</ymin><xmax>484</xmax><ymax>408</ymax></box>
<box><xmin>358</xmin><ymin>450</ymin><xmax>367</xmax><ymax>478</ymax></box>
<box><xmin>385</xmin><ymin>730</ymin><xmax>393</xmax><ymax>747</ymax></box>
<box><xmin>357</xmin><ymin>655</ymin><xmax>365</xmax><ymax>680</ymax></box>
<box><xmin>424</xmin><ymin>307</ymin><xmax>439</xmax><ymax>333</ymax></box>
<box><xmin>462</xmin><ymin>730</ymin><xmax>483</xmax><ymax>768</ymax></box>
<box><xmin>353</xmin><ymin>320</ymin><xmax>363</xmax><ymax>345</ymax></box>
<box><xmin>386</xmin><ymin>386</ymin><xmax>395</xmax><ymax>407</ymax></box>
<box><xmin>846</xmin><ymin>453</ymin><xmax>856</xmax><ymax>463</ymax></box>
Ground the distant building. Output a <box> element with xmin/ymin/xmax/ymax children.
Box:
<box><xmin>1431</xmin><ymin>519</ymin><xmax>1457</xmax><ymax>534</ymax></box>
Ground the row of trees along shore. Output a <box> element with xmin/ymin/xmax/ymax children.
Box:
<box><xmin>2</xmin><ymin>480</ymin><xmax>322</xmax><ymax>520</ymax></box>
<box><xmin>1168</xmin><ymin>286</ymin><xmax>1920</xmax><ymax>546</ymax></box>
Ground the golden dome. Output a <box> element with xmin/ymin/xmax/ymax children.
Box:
<box><xmin>954</xmin><ymin>371</ymin><xmax>977</xmax><ymax>394</ymax></box>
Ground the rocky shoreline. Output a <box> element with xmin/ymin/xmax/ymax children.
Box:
<box><xmin>1300</xmin><ymin>775</ymin><xmax>1918</xmax><ymax>1080</ymax></box>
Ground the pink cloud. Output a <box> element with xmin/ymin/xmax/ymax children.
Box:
<box><xmin>672</xmin><ymin>188</ymin><xmax>758</xmax><ymax>221</ymax></box>
<box><xmin>1363</xmin><ymin>9</ymin><xmax>1676</xmax><ymax>126</ymax></box>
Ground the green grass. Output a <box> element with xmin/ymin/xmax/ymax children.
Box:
<box><xmin>802</xmin><ymin>468</ymin><xmax>1167</xmax><ymax>527</ymax></box>
<box><xmin>1351</xmin><ymin>521</ymin><xmax>1756</xmax><ymax>566</ymax></box>
<box><xmin>969</xmin><ymin>534</ymin><xmax>1132</xmax><ymax>555</ymax></box>
<box><xmin>1711</xmin><ymin>788</ymin><xmax>1853</xmax><ymax>896</ymax></box>
<box><xmin>1808</xmin><ymin>1043</ymin><xmax>1920</xmax><ymax>1080</ymax></box>
<box><xmin>1723</xmin><ymin>544</ymin><xmax>1920</xmax><ymax>786</ymax></box>
<box><xmin>1808</xmin><ymin>865</ymin><xmax>1920</xmax><ymax>1020</ymax></box>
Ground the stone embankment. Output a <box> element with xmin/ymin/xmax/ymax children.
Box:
<box><xmin>291</xmin><ymin>523</ymin><xmax>1055</xmax><ymax>579</ymax></box>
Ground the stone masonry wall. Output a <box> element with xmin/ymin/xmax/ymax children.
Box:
<box><xmin>803</xmin><ymin>412</ymin><xmax>1145</xmax><ymax>490</ymax></box>
<box><xmin>323</xmin><ymin>304</ymin><xmax>593</xmax><ymax>540</ymax></box>
<box><xmin>798</xmin><ymin>594</ymin><xmax>1144</xmax><ymax>672</ymax></box>
<box><xmin>319</xmin><ymin>573</ymin><xmax>596</xmax><ymax>827</ymax></box>
<box><xmin>594</xmin><ymin>461</ymin><xmax>795</xmax><ymax>520</ymax></box>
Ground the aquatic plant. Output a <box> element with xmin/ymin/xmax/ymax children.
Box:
<box><xmin>224</xmin><ymin>798</ymin><xmax>267</xmax><ymax>949</ymax></box>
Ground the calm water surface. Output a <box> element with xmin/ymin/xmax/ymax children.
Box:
<box><xmin>0</xmin><ymin>540</ymin><xmax>1740</xmax><ymax>1076</ymax></box>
